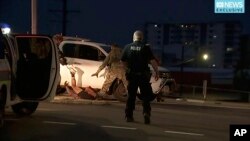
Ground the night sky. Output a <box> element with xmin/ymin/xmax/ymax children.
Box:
<box><xmin>0</xmin><ymin>0</ymin><xmax>250</xmax><ymax>46</ymax></box>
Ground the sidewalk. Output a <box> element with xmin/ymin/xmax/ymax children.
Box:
<box><xmin>52</xmin><ymin>94</ymin><xmax>120</xmax><ymax>105</ymax></box>
<box><xmin>51</xmin><ymin>94</ymin><xmax>250</xmax><ymax>110</ymax></box>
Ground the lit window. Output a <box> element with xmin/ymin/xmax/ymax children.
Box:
<box><xmin>226</xmin><ymin>48</ymin><xmax>233</xmax><ymax>52</ymax></box>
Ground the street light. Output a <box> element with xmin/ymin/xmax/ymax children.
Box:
<box><xmin>203</xmin><ymin>53</ymin><xmax>209</xmax><ymax>60</ymax></box>
<box><xmin>0</xmin><ymin>23</ymin><xmax>11</xmax><ymax>34</ymax></box>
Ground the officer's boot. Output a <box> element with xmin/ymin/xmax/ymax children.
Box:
<box><xmin>143</xmin><ymin>112</ymin><xmax>150</xmax><ymax>124</ymax></box>
<box><xmin>142</xmin><ymin>101</ymin><xmax>151</xmax><ymax>124</ymax></box>
<box><xmin>125</xmin><ymin>109</ymin><xmax>134</xmax><ymax>122</ymax></box>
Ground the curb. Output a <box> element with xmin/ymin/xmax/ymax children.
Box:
<box><xmin>52</xmin><ymin>95</ymin><xmax>120</xmax><ymax>105</ymax></box>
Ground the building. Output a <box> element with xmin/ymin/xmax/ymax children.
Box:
<box><xmin>144</xmin><ymin>21</ymin><xmax>243</xmax><ymax>69</ymax></box>
<box><xmin>238</xmin><ymin>34</ymin><xmax>250</xmax><ymax>69</ymax></box>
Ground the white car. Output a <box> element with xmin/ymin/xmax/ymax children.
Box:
<box><xmin>59</xmin><ymin>40</ymin><xmax>110</xmax><ymax>89</ymax></box>
<box><xmin>58</xmin><ymin>38</ymin><xmax>173</xmax><ymax>101</ymax></box>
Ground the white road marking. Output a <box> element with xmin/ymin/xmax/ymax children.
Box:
<box><xmin>4</xmin><ymin>118</ymin><xmax>19</xmax><ymax>121</ymax></box>
<box><xmin>164</xmin><ymin>130</ymin><xmax>204</xmax><ymax>136</ymax></box>
<box><xmin>43</xmin><ymin>121</ymin><xmax>76</xmax><ymax>126</ymax></box>
<box><xmin>102</xmin><ymin>125</ymin><xmax>137</xmax><ymax>130</ymax></box>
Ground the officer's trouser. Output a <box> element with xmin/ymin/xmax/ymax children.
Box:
<box><xmin>125</xmin><ymin>72</ymin><xmax>152</xmax><ymax>117</ymax></box>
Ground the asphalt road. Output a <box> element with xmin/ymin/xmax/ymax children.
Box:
<box><xmin>0</xmin><ymin>101</ymin><xmax>249</xmax><ymax>141</ymax></box>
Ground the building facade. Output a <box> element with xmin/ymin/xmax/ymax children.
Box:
<box><xmin>144</xmin><ymin>21</ymin><xmax>243</xmax><ymax>69</ymax></box>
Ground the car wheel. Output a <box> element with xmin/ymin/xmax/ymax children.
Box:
<box><xmin>168</xmin><ymin>82</ymin><xmax>176</xmax><ymax>94</ymax></box>
<box><xmin>11</xmin><ymin>102</ymin><xmax>39</xmax><ymax>116</ymax></box>
<box><xmin>113</xmin><ymin>81</ymin><xmax>127</xmax><ymax>102</ymax></box>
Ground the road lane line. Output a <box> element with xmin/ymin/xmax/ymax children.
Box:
<box><xmin>43</xmin><ymin>121</ymin><xmax>76</xmax><ymax>126</ymax></box>
<box><xmin>102</xmin><ymin>125</ymin><xmax>137</xmax><ymax>130</ymax></box>
<box><xmin>164</xmin><ymin>130</ymin><xmax>204</xmax><ymax>136</ymax></box>
<box><xmin>5</xmin><ymin>118</ymin><xmax>19</xmax><ymax>121</ymax></box>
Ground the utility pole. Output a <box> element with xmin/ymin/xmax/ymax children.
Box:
<box><xmin>62</xmin><ymin>0</ymin><xmax>67</xmax><ymax>35</ymax></box>
<box><xmin>49</xmin><ymin>0</ymin><xmax>80</xmax><ymax>36</ymax></box>
<box><xmin>31</xmin><ymin>0</ymin><xmax>37</xmax><ymax>34</ymax></box>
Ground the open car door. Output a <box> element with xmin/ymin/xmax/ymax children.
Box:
<box><xmin>9</xmin><ymin>35</ymin><xmax>60</xmax><ymax>116</ymax></box>
<box><xmin>14</xmin><ymin>35</ymin><xmax>59</xmax><ymax>101</ymax></box>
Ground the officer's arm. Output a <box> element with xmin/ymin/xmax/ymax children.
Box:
<box><xmin>120</xmin><ymin>47</ymin><xmax>128</xmax><ymax>69</ymax></box>
<box><xmin>145</xmin><ymin>44</ymin><xmax>159</xmax><ymax>80</ymax></box>
<box><xmin>121</xmin><ymin>61</ymin><xmax>128</xmax><ymax>69</ymax></box>
<box><xmin>150</xmin><ymin>59</ymin><xmax>159</xmax><ymax>81</ymax></box>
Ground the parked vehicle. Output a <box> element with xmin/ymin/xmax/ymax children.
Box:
<box><xmin>0</xmin><ymin>24</ymin><xmax>60</xmax><ymax>127</ymax></box>
<box><xmin>58</xmin><ymin>37</ymin><xmax>176</xmax><ymax>101</ymax></box>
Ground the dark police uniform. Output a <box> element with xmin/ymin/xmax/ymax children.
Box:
<box><xmin>121</xmin><ymin>41</ymin><xmax>155</xmax><ymax>119</ymax></box>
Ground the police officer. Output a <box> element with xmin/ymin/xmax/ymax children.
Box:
<box><xmin>91</xmin><ymin>43</ymin><xmax>128</xmax><ymax>99</ymax></box>
<box><xmin>121</xmin><ymin>30</ymin><xmax>159</xmax><ymax>124</ymax></box>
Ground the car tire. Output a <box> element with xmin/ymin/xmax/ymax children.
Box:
<box><xmin>11</xmin><ymin>102</ymin><xmax>39</xmax><ymax>116</ymax></box>
<box><xmin>168</xmin><ymin>81</ymin><xmax>176</xmax><ymax>94</ymax></box>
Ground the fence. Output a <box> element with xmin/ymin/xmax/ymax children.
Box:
<box><xmin>161</xmin><ymin>84</ymin><xmax>250</xmax><ymax>102</ymax></box>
